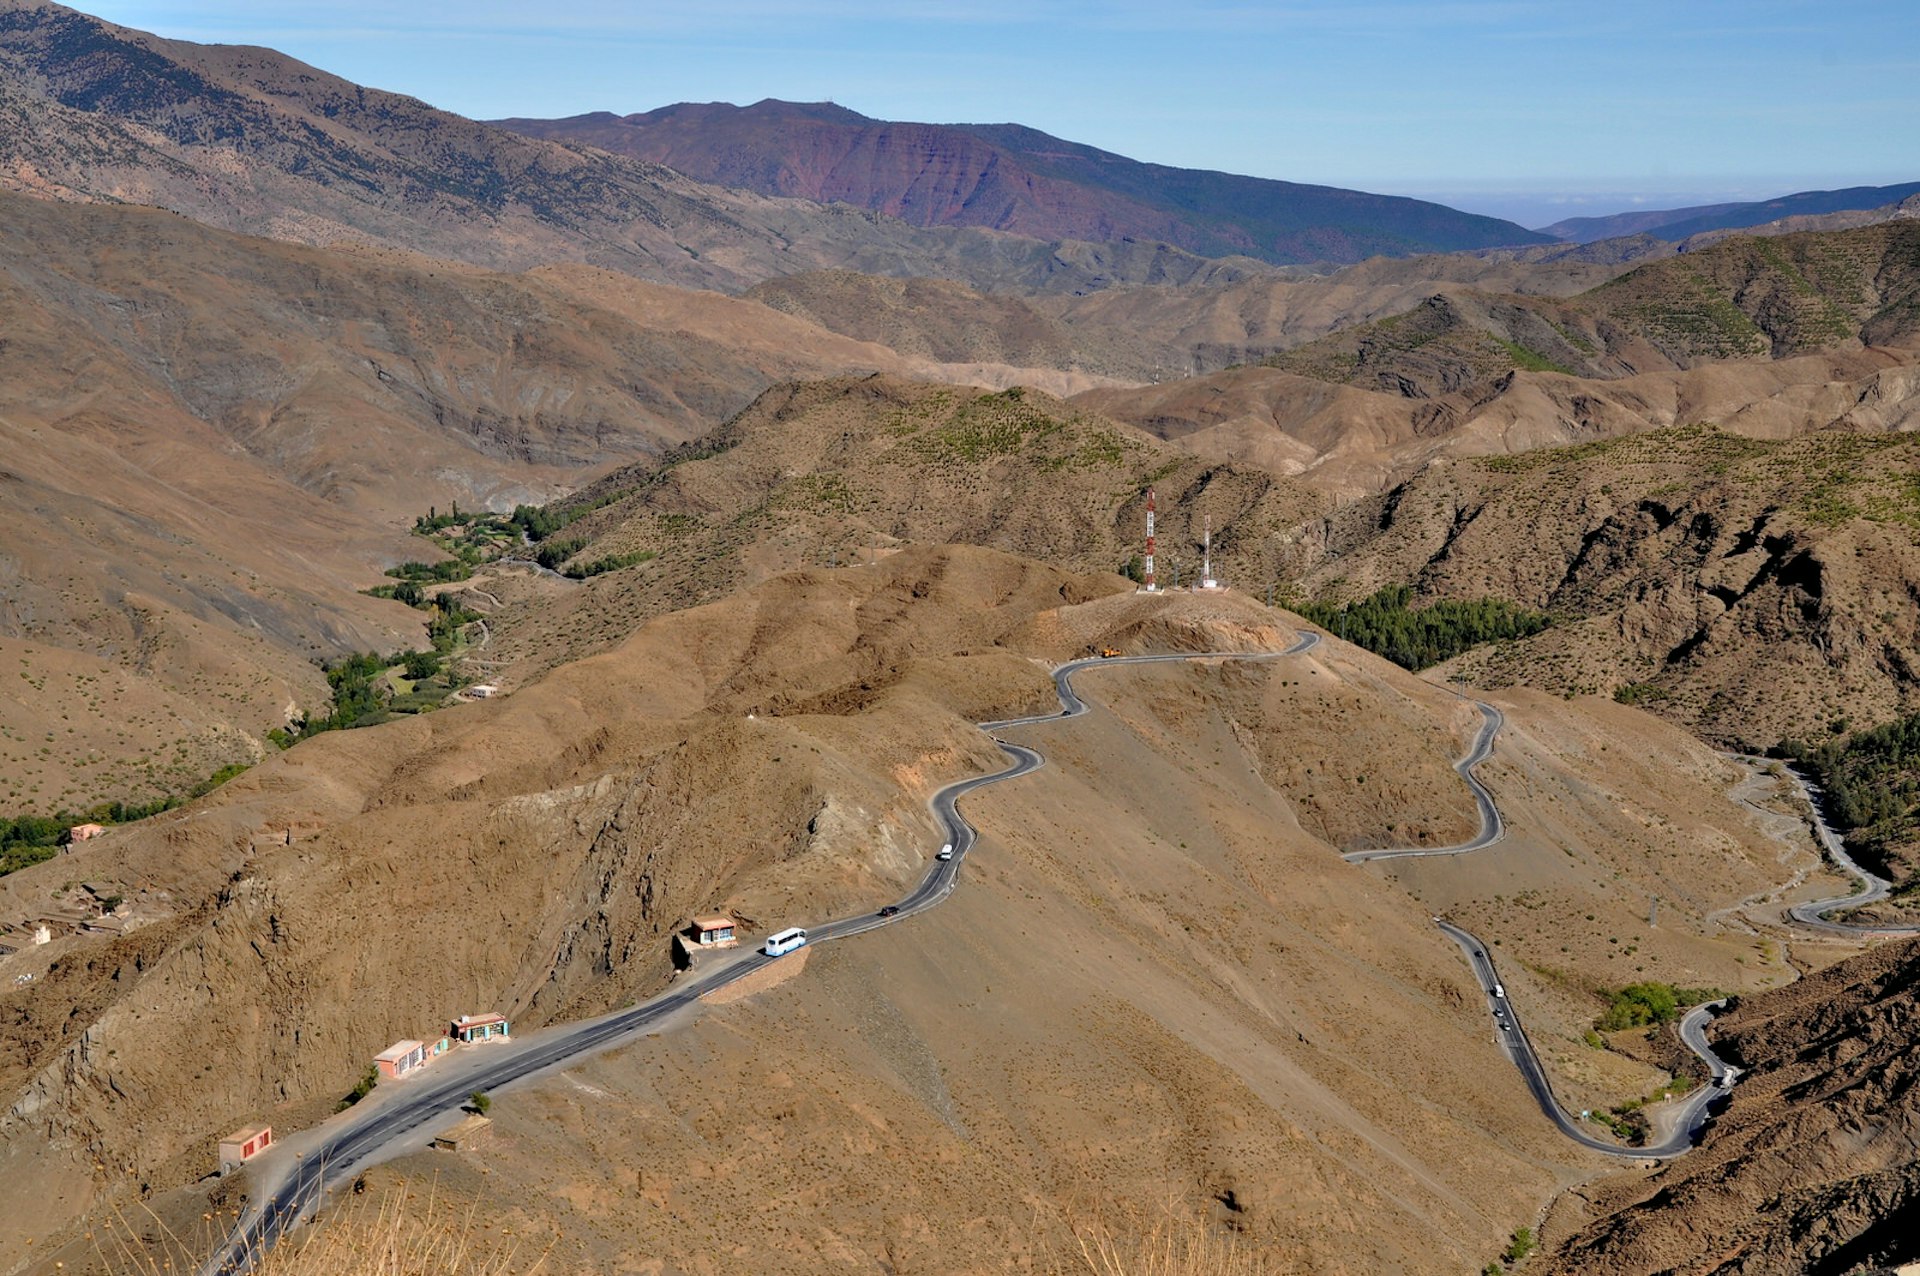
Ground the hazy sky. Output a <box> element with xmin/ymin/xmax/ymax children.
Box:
<box><xmin>82</xmin><ymin>1</ymin><xmax>1920</xmax><ymax>228</ymax></box>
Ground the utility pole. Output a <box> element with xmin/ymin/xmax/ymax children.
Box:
<box><xmin>1199</xmin><ymin>514</ymin><xmax>1218</xmax><ymax>590</ymax></box>
<box><xmin>1142</xmin><ymin>486</ymin><xmax>1157</xmax><ymax>592</ymax></box>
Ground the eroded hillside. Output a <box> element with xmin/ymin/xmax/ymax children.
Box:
<box><xmin>1256</xmin><ymin>222</ymin><xmax>1920</xmax><ymax>399</ymax></box>
<box><xmin>1298</xmin><ymin>425</ymin><xmax>1920</xmax><ymax>748</ymax></box>
<box><xmin>0</xmin><ymin>186</ymin><xmax>1141</xmax><ymax>815</ymax></box>
<box><xmin>1537</xmin><ymin>939</ymin><xmax>1920</xmax><ymax>1275</ymax></box>
<box><xmin>460</xmin><ymin>376</ymin><xmax>1331</xmax><ymax>687</ymax></box>
<box><xmin>0</xmin><ymin>547</ymin><xmax>1820</xmax><ymax>1275</ymax></box>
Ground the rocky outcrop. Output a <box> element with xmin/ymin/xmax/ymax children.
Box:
<box><xmin>1540</xmin><ymin>941</ymin><xmax>1920</xmax><ymax>1275</ymax></box>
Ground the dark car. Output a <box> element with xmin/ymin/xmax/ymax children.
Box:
<box><xmin>878</xmin><ymin>905</ymin><xmax>900</xmax><ymax>917</ymax></box>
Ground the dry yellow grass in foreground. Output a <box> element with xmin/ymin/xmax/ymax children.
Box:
<box><xmin>1063</xmin><ymin>1219</ymin><xmax>1279</xmax><ymax>1276</ymax></box>
<box><xmin>92</xmin><ymin>1181</ymin><xmax>543</xmax><ymax>1276</ymax></box>
<box><xmin>89</xmin><ymin>1183</ymin><xmax>1272</xmax><ymax>1276</ymax></box>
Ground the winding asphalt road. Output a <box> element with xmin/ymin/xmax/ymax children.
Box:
<box><xmin>1435</xmin><ymin>922</ymin><xmax>1735</xmax><ymax>1159</ymax></box>
<box><xmin>1780</xmin><ymin>764</ymin><xmax>1920</xmax><ymax>935</ymax></box>
<box><xmin>205</xmin><ymin>636</ymin><xmax>1318</xmax><ymax>1271</ymax></box>
<box><xmin>206</xmin><ymin>627</ymin><xmax>1738</xmax><ymax>1270</ymax></box>
<box><xmin>1343</xmin><ymin>701</ymin><xmax>1504</xmax><ymax>863</ymax></box>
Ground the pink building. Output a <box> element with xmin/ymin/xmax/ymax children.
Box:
<box><xmin>66</xmin><ymin>823</ymin><xmax>107</xmax><ymax>844</ymax></box>
<box><xmin>374</xmin><ymin>1039</ymin><xmax>427</xmax><ymax>1079</ymax></box>
<box><xmin>218</xmin><ymin>1125</ymin><xmax>272</xmax><ymax>1173</ymax></box>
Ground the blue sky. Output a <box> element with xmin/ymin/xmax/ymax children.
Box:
<box><xmin>82</xmin><ymin>1</ymin><xmax>1920</xmax><ymax>227</ymax></box>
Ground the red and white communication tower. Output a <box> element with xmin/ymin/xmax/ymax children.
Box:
<box><xmin>1140</xmin><ymin>486</ymin><xmax>1158</xmax><ymax>592</ymax></box>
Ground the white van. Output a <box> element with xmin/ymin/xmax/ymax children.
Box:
<box><xmin>936</xmin><ymin>843</ymin><xmax>954</xmax><ymax>861</ymax></box>
<box><xmin>763</xmin><ymin>927</ymin><xmax>807</xmax><ymax>956</ymax></box>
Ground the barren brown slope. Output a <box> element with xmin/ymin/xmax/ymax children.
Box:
<box><xmin>454</xmin><ymin>376</ymin><xmax>1332</xmax><ymax>688</ymax></box>
<box><xmin>1076</xmin><ymin>339</ymin><xmax>1920</xmax><ymax>500</ymax></box>
<box><xmin>746</xmin><ymin>249</ymin><xmax>1639</xmax><ymax>386</ymax></box>
<box><xmin>0</xmin><ymin>3</ymin><xmax>1265</xmax><ymax>296</ymax></box>
<box><xmin>1074</xmin><ymin>225</ymin><xmax>1920</xmax><ymax>498</ymax></box>
<box><xmin>0</xmin><ymin>546</ymin><xmax>1808</xmax><ymax>1275</ymax></box>
<box><xmin>1536</xmin><ymin>939</ymin><xmax>1920</xmax><ymax>1276</ymax></box>
<box><xmin>1254</xmin><ymin>222</ymin><xmax>1920</xmax><ymax>401</ymax></box>
<box><xmin>3</xmin><ymin>188</ymin><xmax>1095</xmax><ymax>813</ymax></box>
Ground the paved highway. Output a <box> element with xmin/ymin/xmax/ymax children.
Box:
<box><xmin>205</xmin><ymin>635</ymin><xmax>1319</xmax><ymax>1271</ymax></box>
<box><xmin>1777</xmin><ymin>763</ymin><xmax>1920</xmax><ymax>935</ymax></box>
<box><xmin>1343</xmin><ymin>700</ymin><xmax>1504</xmax><ymax>863</ymax></box>
<box><xmin>205</xmin><ymin>626</ymin><xmax>1741</xmax><ymax>1269</ymax></box>
<box><xmin>1434</xmin><ymin>921</ymin><xmax>1734</xmax><ymax>1160</ymax></box>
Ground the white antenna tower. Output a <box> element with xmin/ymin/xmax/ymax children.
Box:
<box><xmin>1199</xmin><ymin>513</ymin><xmax>1220</xmax><ymax>591</ymax></box>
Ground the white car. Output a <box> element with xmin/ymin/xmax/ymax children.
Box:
<box><xmin>936</xmin><ymin>843</ymin><xmax>954</xmax><ymax>861</ymax></box>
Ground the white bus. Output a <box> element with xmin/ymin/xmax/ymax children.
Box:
<box><xmin>763</xmin><ymin>927</ymin><xmax>808</xmax><ymax>956</ymax></box>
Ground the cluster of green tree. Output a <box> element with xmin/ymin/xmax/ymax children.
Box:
<box><xmin>1596</xmin><ymin>981</ymin><xmax>1723</xmax><ymax>1032</ymax></box>
<box><xmin>562</xmin><ymin>549</ymin><xmax>656</xmax><ymax>579</ymax></box>
<box><xmin>276</xmin><ymin>651</ymin><xmax>396</xmax><ymax>741</ymax></box>
<box><xmin>510</xmin><ymin>487</ymin><xmax>629</xmax><ymax>543</ymax></box>
<box><xmin>412</xmin><ymin>502</ymin><xmax>474</xmax><ymax>533</ymax></box>
<box><xmin>1294</xmin><ymin>585</ymin><xmax>1553</xmax><ymax>671</ymax></box>
<box><xmin>366</xmin><ymin>579</ymin><xmax>425</xmax><ymax>606</ymax></box>
<box><xmin>1780</xmin><ymin>715</ymin><xmax>1920</xmax><ymax>848</ymax></box>
<box><xmin>1480</xmin><ymin>1227</ymin><xmax>1538</xmax><ymax>1275</ymax></box>
<box><xmin>386</xmin><ymin>558</ymin><xmax>474</xmax><ymax>584</ymax></box>
<box><xmin>533</xmin><ymin>536</ymin><xmax>587</xmax><ymax>570</ymax></box>
<box><xmin>426</xmin><ymin>595</ymin><xmax>480</xmax><ymax>650</ymax></box>
<box><xmin>1588</xmin><ymin>1103</ymin><xmax>1652</xmax><ymax>1147</ymax></box>
<box><xmin>509</xmin><ymin>503</ymin><xmax>573</xmax><ymax>540</ymax></box>
<box><xmin>338</xmin><ymin>1065</ymin><xmax>379</xmax><ymax>1111</ymax></box>
<box><xmin>275</xmin><ymin>603</ymin><xmax>476</xmax><ymax>745</ymax></box>
<box><xmin>0</xmin><ymin>816</ymin><xmax>72</xmax><ymax>876</ymax></box>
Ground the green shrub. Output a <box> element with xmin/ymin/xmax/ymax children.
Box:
<box><xmin>1596</xmin><ymin>982</ymin><xmax>1724</xmax><ymax>1031</ymax></box>
<box><xmin>339</xmin><ymin>1065</ymin><xmax>379</xmax><ymax>1110</ymax></box>
<box><xmin>563</xmin><ymin>550</ymin><xmax>657</xmax><ymax>579</ymax></box>
<box><xmin>1613</xmin><ymin>682</ymin><xmax>1669</xmax><ymax>706</ymax></box>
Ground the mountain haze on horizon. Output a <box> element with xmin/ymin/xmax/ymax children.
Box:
<box><xmin>1542</xmin><ymin>179</ymin><xmax>1920</xmax><ymax>243</ymax></box>
<box><xmin>492</xmin><ymin>98</ymin><xmax>1556</xmax><ymax>267</ymax></box>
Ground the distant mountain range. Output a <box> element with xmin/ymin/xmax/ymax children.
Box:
<box><xmin>0</xmin><ymin>2</ymin><xmax>1281</xmax><ymax>294</ymax></box>
<box><xmin>1542</xmin><ymin>180</ymin><xmax>1920</xmax><ymax>243</ymax></box>
<box><xmin>491</xmin><ymin>99</ymin><xmax>1556</xmax><ymax>266</ymax></box>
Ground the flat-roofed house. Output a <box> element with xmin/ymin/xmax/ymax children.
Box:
<box><xmin>374</xmin><ymin>1039</ymin><xmax>427</xmax><ymax>1079</ymax></box>
<box><xmin>219</xmin><ymin>1125</ymin><xmax>272</xmax><ymax>1173</ymax></box>
<box><xmin>452</xmin><ymin>1012</ymin><xmax>509</xmax><ymax>1043</ymax></box>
